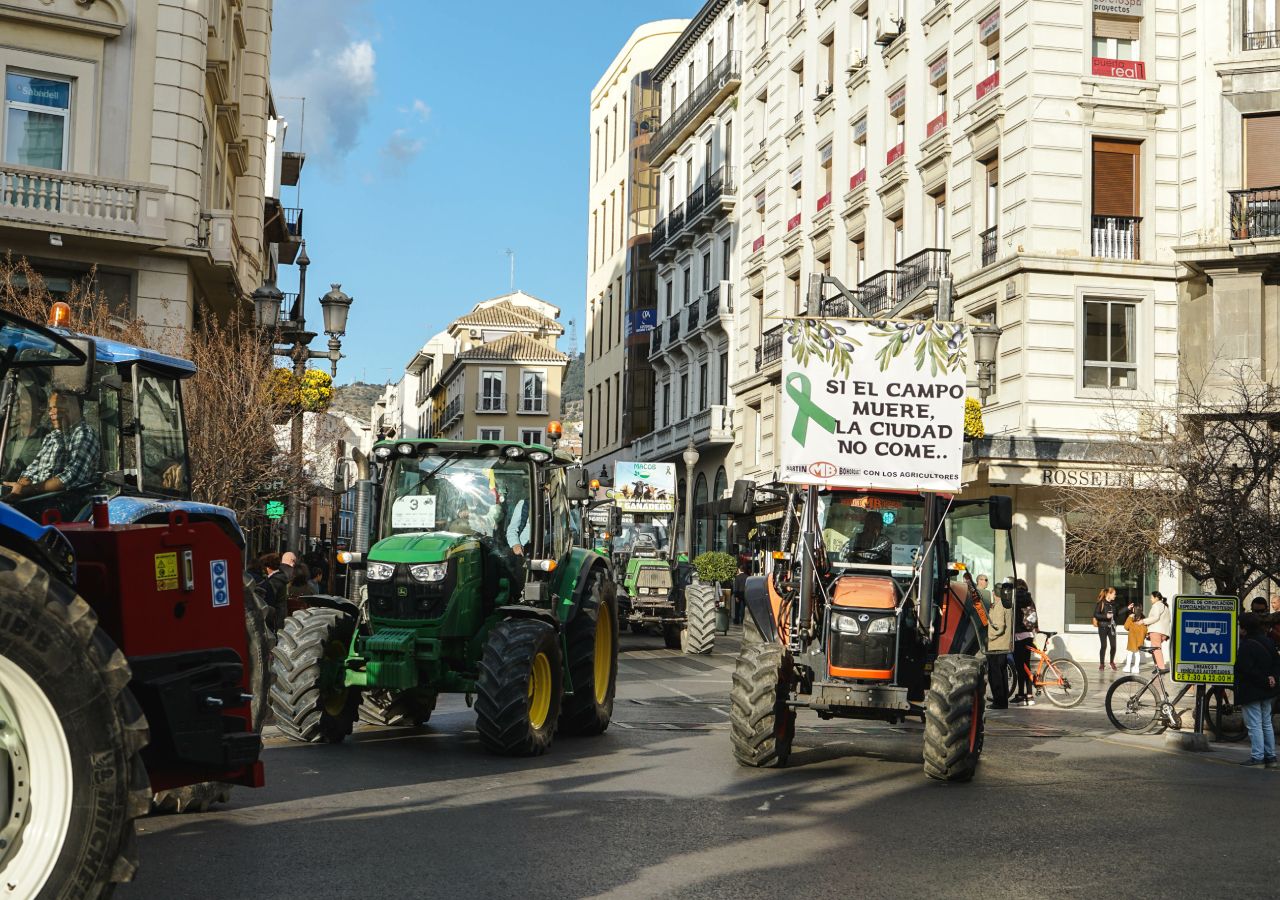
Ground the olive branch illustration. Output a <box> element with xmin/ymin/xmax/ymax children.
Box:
<box><xmin>786</xmin><ymin>318</ymin><xmax>968</xmax><ymax>378</ymax></box>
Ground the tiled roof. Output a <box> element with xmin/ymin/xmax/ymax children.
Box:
<box><xmin>456</xmin><ymin>332</ymin><xmax>569</xmax><ymax>363</ymax></box>
<box><xmin>453</xmin><ymin>300</ymin><xmax>562</xmax><ymax>333</ymax></box>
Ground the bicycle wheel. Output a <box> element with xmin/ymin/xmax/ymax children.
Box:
<box><xmin>1106</xmin><ymin>675</ymin><xmax>1160</xmax><ymax>733</ymax></box>
<box><xmin>1038</xmin><ymin>658</ymin><xmax>1088</xmax><ymax>708</ymax></box>
<box><xmin>1207</xmin><ymin>686</ymin><xmax>1247</xmax><ymax>743</ymax></box>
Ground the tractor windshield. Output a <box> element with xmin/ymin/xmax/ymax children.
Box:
<box><xmin>382</xmin><ymin>454</ymin><xmax>533</xmax><ymax>541</ymax></box>
<box><xmin>818</xmin><ymin>492</ymin><xmax>926</xmax><ymax>570</ymax></box>
<box><xmin>613</xmin><ymin>517</ymin><xmax>670</xmax><ymax>556</ymax></box>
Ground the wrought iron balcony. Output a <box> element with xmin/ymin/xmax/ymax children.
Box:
<box><xmin>895</xmin><ymin>248</ymin><xmax>949</xmax><ymax>304</ymax></box>
<box><xmin>705</xmin><ymin>283</ymin><xmax>725</xmax><ymax>321</ymax></box>
<box><xmin>668</xmin><ymin>316</ymin><xmax>680</xmax><ymax>342</ymax></box>
<box><xmin>477</xmin><ymin>392</ymin><xmax>507</xmax><ymax>413</ymax></box>
<box><xmin>755</xmin><ymin>325</ymin><xmax>784</xmax><ymax>369</ymax></box>
<box><xmin>650</xmin><ymin>326</ymin><xmax>663</xmax><ymax>355</ymax></box>
<box><xmin>1230</xmin><ymin>186</ymin><xmax>1280</xmax><ymax>240</ymax></box>
<box><xmin>686</xmin><ymin>183</ymin><xmax>706</xmax><ymax>218</ymax></box>
<box><xmin>1091</xmin><ymin>215</ymin><xmax>1141</xmax><ymax>260</ymax></box>
<box><xmin>651</xmin><ymin>218</ymin><xmax>668</xmax><ymax>252</ymax></box>
<box><xmin>651</xmin><ymin>53</ymin><xmax>742</xmax><ymax>161</ymax></box>
<box><xmin>981</xmin><ymin>226</ymin><xmax>998</xmax><ymax>267</ymax></box>
<box><xmin>705</xmin><ymin>166</ymin><xmax>736</xmax><ymax>206</ymax></box>
<box><xmin>668</xmin><ymin>202</ymin><xmax>685</xmax><ymax>236</ymax></box>
<box><xmin>1245</xmin><ymin>30</ymin><xmax>1280</xmax><ymax>51</ymax></box>
<box><xmin>0</xmin><ymin>163</ymin><xmax>167</xmax><ymax>241</ymax></box>
<box><xmin>687</xmin><ymin>299</ymin><xmax>701</xmax><ymax>331</ymax></box>
<box><xmin>519</xmin><ymin>395</ymin><xmax>547</xmax><ymax>414</ymax></box>
<box><xmin>859</xmin><ymin>270</ymin><xmax>897</xmax><ymax>317</ymax></box>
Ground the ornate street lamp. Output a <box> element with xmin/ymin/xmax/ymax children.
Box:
<box><xmin>971</xmin><ymin>322</ymin><xmax>1004</xmax><ymax>403</ymax></box>
<box><xmin>682</xmin><ymin>441</ymin><xmax>700</xmax><ymax>560</ymax></box>
<box><xmin>252</xmin><ymin>279</ymin><xmax>283</xmax><ymax>330</ymax></box>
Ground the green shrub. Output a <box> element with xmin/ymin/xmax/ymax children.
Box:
<box><xmin>692</xmin><ymin>551</ymin><xmax>737</xmax><ymax>585</ymax></box>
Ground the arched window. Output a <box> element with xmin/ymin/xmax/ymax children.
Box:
<box><xmin>713</xmin><ymin>466</ymin><xmax>728</xmax><ymax>552</ymax></box>
<box><xmin>677</xmin><ymin>477</ymin><xmax>688</xmax><ymax>556</ymax></box>
<box><xmin>694</xmin><ymin>473</ymin><xmax>709</xmax><ymax>557</ymax></box>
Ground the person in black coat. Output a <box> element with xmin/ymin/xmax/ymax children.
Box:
<box><xmin>1236</xmin><ymin>613</ymin><xmax>1279</xmax><ymax>768</ymax></box>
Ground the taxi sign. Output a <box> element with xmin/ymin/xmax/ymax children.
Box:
<box><xmin>1171</xmin><ymin>595</ymin><xmax>1238</xmax><ymax>684</ymax></box>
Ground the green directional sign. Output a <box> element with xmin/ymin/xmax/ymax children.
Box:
<box><xmin>264</xmin><ymin>499</ymin><xmax>286</xmax><ymax>520</ymax></box>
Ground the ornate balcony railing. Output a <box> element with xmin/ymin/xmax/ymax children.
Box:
<box><xmin>651</xmin><ymin>326</ymin><xmax>663</xmax><ymax>354</ymax></box>
<box><xmin>1230</xmin><ymin>186</ymin><xmax>1280</xmax><ymax>240</ymax></box>
<box><xmin>705</xmin><ymin>284</ymin><xmax>723</xmax><ymax>321</ymax></box>
<box><xmin>895</xmin><ymin>248</ymin><xmax>949</xmax><ymax>304</ymax></box>
<box><xmin>519</xmin><ymin>395</ymin><xmax>547</xmax><ymax>413</ymax></box>
<box><xmin>0</xmin><ymin>163</ymin><xmax>167</xmax><ymax>240</ymax></box>
<box><xmin>755</xmin><ymin>325</ymin><xmax>784</xmax><ymax>369</ymax></box>
<box><xmin>477</xmin><ymin>392</ymin><xmax>507</xmax><ymax>413</ymax></box>
<box><xmin>1091</xmin><ymin>215</ymin><xmax>1141</xmax><ymax>260</ymax></box>
<box><xmin>668</xmin><ymin>316</ymin><xmax>680</xmax><ymax>342</ymax></box>
<box><xmin>686</xmin><ymin>300</ymin><xmax>701</xmax><ymax>331</ymax></box>
<box><xmin>859</xmin><ymin>270</ymin><xmax>897</xmax><ymax>317</ymax></box>
<box><xmin>981</xmin><ymin>226</ymin><xmax>998</xmax><ymax>267</ymax></box>
<box><xmin>1245</xmin><ymin>30</ymin><xmax>1280</xmax><ymax>51</ymax></box>
<box><xmin>651</xmin><ymin>53</ymin><xmax>742</xmax><ymax>159</ymax></box>
<box><xmin>705</xmin><ymin>166</ymin><xmax>736</xmax><ymax>205</ymax></box>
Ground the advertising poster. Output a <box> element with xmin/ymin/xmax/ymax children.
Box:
<box><xmin>612</xmin><ymin>461</ymin><xmax>676</xmax><ymax>513</ymax></box>
<box><xmin>780</xmin><ymin>318</ymin><xmax>969</xmax><ymax>492</ymax></box>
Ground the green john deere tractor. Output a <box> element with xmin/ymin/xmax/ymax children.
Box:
<box><xmin>268</xmin><ymin>438</ymin><xmax>619</xmax><ymax>756</ymax></box>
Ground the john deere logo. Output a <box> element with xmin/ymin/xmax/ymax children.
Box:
<box><xmin>808</xmin><ymin>461</ymin><xmax>837</xmax><ymax>478</ymax></box>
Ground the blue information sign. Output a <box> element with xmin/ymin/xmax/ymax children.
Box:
<box><xmin>626</xmin><ymin>309</ymin><xmax>656</xmax><ymax>336</ymax></box>
<box><xmin>1171</xmin><ymin>595</ymin><xmax>1238</xmax><ymax>684</ymax></box>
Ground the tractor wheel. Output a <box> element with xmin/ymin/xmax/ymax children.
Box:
<box><xmin>269</xmin><ymin>607</ymin><xmax>359</xmax><ymax>744</ymax></box>
<box><xmin>923</xmin><ymin>654</ymin><xmax>987</xmax><ymax>783</ymax></box>
<box><xmin>153</xmin><ymin>578</ymin><xmax>274</xmax><ymax>816</ymax></box>
<box><xmin>0</xmin><ymin>546</ymin><xmax>150</xmax><ymax>899</ymax></box>
<box><xmin>358</xmin><ymin>689</ymin><xmax>435</xmax><ymax>727</ymax></box>
<box><xmin>662</xmin><ymin>622</ymin><xmax>683</xmax><ymax>649</ymax></box>
<box><xmin>559</xmin><ymin>570</ymin><xmax>619</xmax><ymax>736</ymax></box>
<box><xmin>474</xmin><ymin>619</ymin><xmax>562</xmax><ymax>756</ymax></box>
<box><xmin>729</xmin><ymin>641</ymin><xmax>794</xmax><ymax>768</ymax></box>
<box><xmin>683</xmin><ymin>582</ymin><xmax>716</xmax><ymax>655</ymax></box>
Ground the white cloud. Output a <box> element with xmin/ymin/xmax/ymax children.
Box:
<box><xmin>380</xmin><ymin>129</ymin><xmax>425</xmax><ymax>175</ymax></box>
<box><xmin>272</xmin><ymin>1</ymin><xmax>378</xmax><ymax>166</ymax></box>
<box><xmin>410</xmin><ymin>98</ymin><xmax>431</xmax><ymax>122</ymax></box>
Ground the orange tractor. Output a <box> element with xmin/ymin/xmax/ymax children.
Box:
<box><xmin>727</xmin><ymin>481</ymin><xmax>1011</xmax><ymax>781</ymax></box>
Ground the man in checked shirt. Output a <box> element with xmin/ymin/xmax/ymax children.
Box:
<box><xmin>4</xmin><ymin>390</ymin><xmax>100</xmax><ymax>498</ymax></box>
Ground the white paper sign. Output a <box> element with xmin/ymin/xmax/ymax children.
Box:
<box><xmin>391</xmin><ymin>495</ymin><xmax>437</xmax><ymax>530</ymax></box>
<box><xmin>780</xmin><ymin>318</ymin><xmax>969</xmax><ymax>492</ymax></box>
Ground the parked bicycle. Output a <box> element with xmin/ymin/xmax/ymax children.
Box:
<box><xmin>998</xmin><ymin>630</ymin><xmax>1088</xmax><ymax>708</ymax></box>
<box><xmin>1105</xmin><ymin>648</ymin><xmax>1246</xmax><ymax>741</ymax></box>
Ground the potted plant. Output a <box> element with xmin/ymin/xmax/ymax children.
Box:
<box><xmin>692</xmin><ymin>551</ymin><xmax>738</xmax><ymax>635</ymax></box>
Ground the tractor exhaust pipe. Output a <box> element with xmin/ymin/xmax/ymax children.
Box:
<box><xmin>348</xmin><ymin>447</ymin><xmax>373</xmax><ymax>603</ymax></box>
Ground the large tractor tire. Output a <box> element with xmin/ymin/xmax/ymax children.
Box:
<box><xmin>269</xmin><ymin>607</ymin><xmax>359</xmax><ymax>744</ymax></box>
<box><xmin>730</xmin><ymin>641</ymin><xmax>795</xmax><ymax>768</ymax></box>
<box><xmin>153</xmin><ymin>578</ymin><xmax>274</xmax><ymax>815</ymax></box>
<box><xmin>358</xmin><ymin>689</ymin><xmax>436</xmax><ymax>727</ymax></box>
<box><xmin>923</xmin><ymin>654</ymin><xmax>987</xmax><ymax>783</ymax></box>
<box><xmin>683</xmin><ymin>581</ymin><xmax>717</xmax><ymax>655</ymax></box>
<box><xmin>0</xmin><ymin>546</ymin><xmax>149</xmax><ymax>899</ymax></box>
<box><xmin>559</xmin><ymin>570</ymin><xmax>619</xmax><ymax>736</ymax></box>
<box><xmin>474</xmin><ymin>619</ymin><xmax>562</xmax><ymax>756</ymax></box>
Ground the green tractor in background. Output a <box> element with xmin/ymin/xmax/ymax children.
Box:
<box><xmin>268</xmin><ymin>437</ymin><xmax>619</xmax><ymax>756</ymax></box>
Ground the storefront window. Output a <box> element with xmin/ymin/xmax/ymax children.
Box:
<box><xmin>1065</xmin><ymin>513</ymin><xmax>1155</xmax><ymax>625</ymax></box>
<box><xmin>713</xmin><ymin>467</ymin><xmax>728</xmax><ymax>551</ymax></box>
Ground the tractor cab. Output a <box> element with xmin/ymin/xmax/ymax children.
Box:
<box><xmin>0</xmin><ymin>306</ymin><xmax>195</xmax><ymax>524</ymax></box>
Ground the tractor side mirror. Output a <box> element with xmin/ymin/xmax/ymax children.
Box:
<box><xmin>727</xmin><ymin>479</ymin><xmax>756</xmax><ymax>516</ymax></box>
<box><xmin>49</xmin><ymin>337</ymin><xmax>95</xmax><ymax>394</ymax></box>
<box><xmin>988</xmin><ymin>495</ymin><xmax>1013</xmax><ymax>531</ymax></box>
<box><xmin>564</xmin><ymin>469</ymin><xmax>591</xmax><ymax>502</ymax></box>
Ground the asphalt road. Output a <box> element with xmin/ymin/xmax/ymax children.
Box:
<box><xmin>123</xmin><ymin>629</ymin><xmax>1277</xmax><ymax>900</ymax></box>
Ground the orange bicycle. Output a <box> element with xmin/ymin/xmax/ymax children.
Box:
<box><xmin>1000</xmin><ymin>630</ymin><xmax>1088</xmax><ymax>708</ymax></box>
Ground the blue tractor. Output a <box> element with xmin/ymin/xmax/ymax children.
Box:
<box><xmin>0</xmin><ymin>308</ymin><xmax>268</xmax><ymax>898</ymax></box>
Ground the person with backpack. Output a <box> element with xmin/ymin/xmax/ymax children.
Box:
<box><xmin>1235</xmin><ymin>613</ymin><xmax>1279</xmax><ymax>768</ymax></box>
<box><xmin>1011</xmin><ymin>579</ymin><xmax>1038</xmax><ymax>705</ymax></box>
<box><xmin>1093</xmin><ymin>586</ymin><xmax>1118</xmax><ymax>671</ymax></box>
<box><xmin>986</xmin><ymin>576</ymin><xmax>1013</xmax><ymax>709</ymax></box>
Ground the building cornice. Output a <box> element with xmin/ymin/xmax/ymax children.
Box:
<box><xmin>654</xmin><ymin>0</ymin><xmax>731</xmax><ymax>83</ymax></box>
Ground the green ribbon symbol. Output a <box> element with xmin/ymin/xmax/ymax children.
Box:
<box><xmin>786</xmin><ymin>372</ymin><xmax>838</xmax><ymax>446</ymax></box>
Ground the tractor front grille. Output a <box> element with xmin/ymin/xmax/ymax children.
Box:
<box><xmin>829</xmin><ymin>610</ymin><xmax>896</xmax><ymax>676</ymax></box>
<box><xmin>367</xmin><ymin>562</ymin><xmax>456</xmax><ymax>621</ymax></box>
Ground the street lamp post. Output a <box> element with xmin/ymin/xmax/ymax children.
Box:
<box><xmin>682</xmin><ymin>441</ymin><xmax>700</xmax><ymax>561</ymax></box>
<box><xmin>970</xmin><ymin>322</ymin><xmax>1004</xmax><ymax>404</ymax></box>
<box><xmin>254</xmin><ymin>242</ymin><xmax>354</xmax><ymax>554</ymax></box>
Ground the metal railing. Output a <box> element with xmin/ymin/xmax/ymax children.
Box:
<box><xmin>668</xmin><ymin>202</ymin><xmax>685</xmax><ymax>236</ymax></box>
<box><xmin>280</xmin><ymin>293</ymin><xmax>298</xmax><ymax>321</ymax></box>
<box><xmin>859</xmin><ymin>270</ymin><xmax>897</xmax><ymax>317</ymax></box>
<box><xmin>705</xmin><ymin>284</ymin><xmax>723</xmax><ymax>321</ymax></box>
<box><xmin>652</xmin><ymin>53</ymin><xmax>742</xmax><ymax>158</ymax></box>
<box><xmin>706</xmin><ymin>166</ymin><xmax>736</xmax><ymax>204</ymax></box>
<box><xmin>651</xmin><ymin>218</ymin><xmax>668</xmax><ymax>252</ymax></box>
<box><xmin>1091</xmin><ymin>215</ymin><xmax>1141</xmax><ymax>260</ymax></box>
<box><xmin>436</xmin><ymin>396</ymin><xmax>462</xmax><ymax>432</ymax></box>
<box><xmin>477</xmin><ymin>392</ymin><xmax>507</xmax><ymax>413</ymax></box>
<box><xmin>1230</xmin><ymin>186</ymin><xmax>1280</xmax><ymax>240</ymax></box>
<box><xmin>668</xmin><ymin>316</ymin><xmax>680</xmax><ymax>342</ymax></box>
<box><xmin>283</xmin><ymin>206</ymin><xmax>303</xmax><ymax>237</ymax></box>
<box><xmin>1245</xmin><ymin>30</ymin><xmax>1280</xmax><ymax>50</ymax></box>
<box><xmin>819</xmin><ymin>294</ymin><xmax>853</xmax><ymax>317</ymax></box>
<box><xmin>981</xmin><ymin>226</ymin><xmax>998</xmax><ymax>267</ymax></box>
<box><xmin>651</xmin><ymin>326</ymin><xmax>663</xmax><ymax>354</ymax></box>
<box><xmin>755</xmin><ymin>325</ymin><xmax>784</xmax><ymax>369</ymax></box>
<box><xmin>687</xmin><ymin>300</ymin><xmax>701</xmax><ymax>331</ymax></box>
<box><xmin>894</xmin><ymin>248</ymin><xmax>949</xmax><ymax>303</ymax></box>
<box><xmin>519</xmin><ymin>395</ymin><xmax>547</xmax><ymax>413</ymax></box>
<box><xmin>686</xmin><ymin>183</ymin><xmax>706</xmax><ymax>218</ymax></box>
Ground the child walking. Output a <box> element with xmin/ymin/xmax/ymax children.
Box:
<box><xmin>1121</xmin><ymin>601</ymin><xmax>1147</xmax><ymax>673</ymax></box>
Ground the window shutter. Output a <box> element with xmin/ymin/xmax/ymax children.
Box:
<box><xmin>1246</xmin><ymin>114</ymin><xmax>1280</xmax><ymax>189</ymax></box>
<box><xmin>1092</xmin><ymin>140</ymin><xmax>1140</xmax><ymax>217</ymax></box>
<box><xmin>1094</xmin><ymin>15</ymin><xmax>1141</xmax><ymax>41</ymax></box>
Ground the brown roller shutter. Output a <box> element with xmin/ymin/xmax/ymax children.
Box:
<box><xmin>1094</xmin><ymin>15</ymin><xmax>1141</xmax><ymax>41</ymax></box>
<box><xmin>1245</xmin><ymin>114</ymin><xmax>1280</xmax><ymax>189</ymax></box>
<box><xmin>1093</xmin><ymin>139</ymin><xmax>1140</xmax><ymax>217</ymax></box>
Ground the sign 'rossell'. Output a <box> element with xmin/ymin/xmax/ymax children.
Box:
<box><xmin>780</xmin><ymin>318</ymin><xmax>970</xmax><ymax>492</ymax></box>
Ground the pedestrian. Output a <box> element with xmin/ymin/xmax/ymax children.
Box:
<box><xmin>287</xmin><ymin>561</ymin><xmax>316</xmax><ymax>615</ymax></box>
<box><xmin>1121</xmin><ymin>600</ymin><xmax>1147</xmax><ymax>673</ymax></box>
<box><xmin>1234</xmin><ymin>613</ymin><xmax>1279</xmax><ymax>768</ymax></box>
<box><xmin>1250</xmin><ymin>596</ymin><xmax>1269</xmax><ymax>615</ymax></box>
<box><xmin>1011</xmin><ymin>578</ymin><xmax>1037</xmax><ymax>706</ymax></box>
<box><xmin>1139</xmin><ymin>590</ymin><xmax>1172</xmax><ymax>672</ymax></box>
<box><xmin>986</xmin><ymin>575</ymin><xmax>1013</xmax><ymax>709</ymax></box>
<box><xmin>975</xmin><ymin>574</ymin><xmax>993</xmax><ymax>613</ymax></box>
<box><xmin>732</xmin><ymin>560</ymin><xmax>749</xmax><ymax>626</ymax></box>
<box><xmin>256</xmin><ymin>552</ymin><xmax>288</xmax><ymax>630</ymax></box>
<box><xmin>1093</xmin><ymin>586</ymin><xmax>1118</xmax><ymax>671</ymax></box>
<box><xmin>1270</xmin><ymin>594</ymin><xmax>1280</xmax><ymax>615</ymax></box>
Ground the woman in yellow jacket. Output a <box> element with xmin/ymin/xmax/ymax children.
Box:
<box><xmin>1121</xmin><ymin>600</ymin><xmax>1147</xmax><ymax>673</ymax></box>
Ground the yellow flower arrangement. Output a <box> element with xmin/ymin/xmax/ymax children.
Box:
<box><xmin>272</xmin><ymin>367</ymin><xmax>334</xmax><ymax>412</ymax></box>
<box><xmin>964</xmin><ymin>396</ymin><xmax>984</xmax><ymax>440</ymax></box>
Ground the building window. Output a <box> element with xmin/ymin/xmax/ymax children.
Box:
<box><xmin>1093</xmin><ymin>6</ymin><xmax>1143</xmax><ymax>78</ymax></box>
<box><xmin>1091</xmin><ymin>139</ymin><xmax>1141</xmax><ymax>260</ymax></box>
<box><xmin>1083</xmin><ymin>298</ymin><xmax>1137</xmax><ymax>390</ymax></box>
<box><xmin>851</xmin><ymin>115</ymin><xmax>868</xmax><ymax>185</ymax></box>
<box><xmin>819</xmin><ymin>32</ymin><xmax>836</xmax><ymax>95</ymax></box>
<box><xmin>4</xmin><ymin>73</ymin><xmax>71</xmax><ymax>170</ymax></box>
<box><xmin>853</xmin><ymin>2</ymin><xmax>869</xmax><ymax>61</ymax></box>
<box><xmin>790</xmin><ymin>59</ymin><xmax>804</xmax><ymax>121</ymax></box>
<box><xmin>719</xmin><ymin>351</ymin><xmax>729</xmax><ymax>403</ymax></box>
<box><xmin>889</xmin><ymin>215</ymin><xmax>904</xmax><ymax>264</ymax></box>
<box><xmin>887</xmin><ymin>86</ymin><xmax>906</xmax><ymax>163</ymax></box>
<box><xmin>927</xmin><ymin>54</ymin><xmax>948</xmax><ymax>136</ymax></box>
<box><xmin>850</xmin><ymin>234</ymin><xmax>866</xmax><ymax>285</ymax></box>
<box><xmin>977</xmin><ymin>8</ymin><xmax>1001</xmax><ymax>97</ymax></box>
<box><xmin>480</xmin><ymin>370</ymin><xmax>505</xmax><ymax>411</ymax></box>
<box><xmin>683</xmin><ymin>265</ymin><xmax>691</xmax><ymax>305</ymax></box>
<box><xmin>789</xmin><ymin>164</ymin><xmax>803</xmax><ymax>218</ymax></box>
<box><xmin>932</xmin><ymin>191</ymin><xmax>947</xmax><ymax>248</ymax></box>
<box><xmin>818</xmin><ymin>141</ymin><xmax>833</xmax><ymax>208</ymax></box>
<box><xmin>520</xmin><ymin>428</ymin><xmax>544</xmax><ymax>445</ymax></box>
<box><xmin>982</xmin><ymin>158</ymin><xmax>999</xmax><ymax>266</ymax></box>
<box><xmin>752</xmin><ymin>405</ymin><xmax>763</xmax><ymax>465</ymax></box>
<box><xmin>520</xmin><ymin>369</ymin><xmax>546</xmax><ymax>412</ymax></box>
<box><xmin>662</xmin><ymin>381</ymin><xmax>671</xmax><ymax>427</ymax></box>
<box><xmin>680</xmin><ymin>370</ymin><xmax>689</xmax><ymax>420</ymax></box>
<box><xmin>479</xmin><ymin>427</ymin><xmax>504</xmax><ymax>441</ymax></box>
<box><xmin>788</xmin><ymin>271</ymin><xmax>802</xmax><ymax>315</ymax></box>
<box><xmin>1246</xmin><ymin>0</ymin><xmax>1280</xmax><ymax>49</ymax></box>
<box><xmin>702</xmin><ymin>250</ymin><xmax>712</xmax><ymax>291</ymax></box>
<box><xmin>722</xmin><ymin>236</ymin><xmax>732</xmax><ymax>280</ymax></box>
<box><xmin>698</xmin><ymin>360</ymin><xmax>709</xmax><ymax>409</ymax></box>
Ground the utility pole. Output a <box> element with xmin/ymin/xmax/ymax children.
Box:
<box><xmin>505</xmin><ymin>249</ymin><xmax>516</xmax><ymax>292</ymax></box>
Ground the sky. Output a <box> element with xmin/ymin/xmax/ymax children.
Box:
<box><xmin>271</xmin><ymin>0</ymin><xmax>697</xmax><ymax>385</ymax></box>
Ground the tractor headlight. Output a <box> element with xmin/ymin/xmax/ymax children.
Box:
<box><xmin>527</xmin><ymin>450</ymin><xmax>551</xmax><ymax>463</ymax></box>
<box><xmin>373</xmin><ymin>445</ymin><xmax>393</xmax><ymax>461</ymax></box>
<box><xmin>408</xmin><ymin>562</ymin><xmax>448</xmax><ymax>583</ymax></box>
<box><xmin>867</xmin><ymin>617</ymin><xmax>897</xmax><ymax>634</ymax></box>
<box><xmin>366</xmin><ymin>561</ymin><xmax>396</xmax><ymax>581</ymax></box>
<box><xmin>832</xmin><ymin>613</ymin><xmax>860</xmax><ymax>634</ymax></box>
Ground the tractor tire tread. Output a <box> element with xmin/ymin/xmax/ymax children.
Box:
<box><xmin>559</xmin><ymin>570</ymin><xmax>619</xmax><ymax>736</ymax></box>
<box><xmin>474</xmin><ymin>619</ymin><xmax>561</xmax><ymax>756</ymax></box>
<box><xmin>923</xmin><ymin>654</ymin><xmax>986</xmax><ymax>782</ymax></box>
<box><xmin>729</xmin><ymin>641</ymin><xmax>793</xmax><ymax>768</ymax></box>
<box><xmin>683</xmin><ymin>582</ymin><xmax>716</xmax><ymax>655</ymax></box>
<box><xmin>268</xmin><ymin>607</ymin><xmax>358</xmax><ymax>744</ymax></box>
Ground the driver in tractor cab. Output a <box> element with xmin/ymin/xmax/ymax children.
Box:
<box><xmin>4</xmin><ymin>389</ymin><xmax>99</xmax><ymax>498</ymax></box>
<box><xmin>849</xmin><ymin>510</ymin><xmax>892</xmax><ymax>564</ymax></box>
